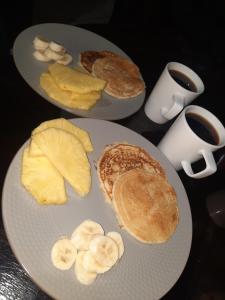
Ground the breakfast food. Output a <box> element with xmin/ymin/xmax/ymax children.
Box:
<box><xmin>33</xmin><ymin>36</ymin><xmax>72</xmax><ymax>65</ymax></box>
<box><xmin>97</xmin><ymin>143</ymin><xmax>165</xmax><ymax>203</ymax></box>
<box><xmin>21</xmin><ymin>147</ymin><xmax>67</xmax><ymax>205</ymax></box>
<box><xmin>51</xmin><ymin>238</ymin><xmax>77</xmax><ymax>270</ymax></box>
<box><xmin>21</xmin><ymin>119</ymin><xmax>92</xmax><ymax>204</ymax></box>
<box><xmin>71</xmin><ymin>220</ymin><xmax>104</xmax><ymax>251</ymax></box>
<box><xmin>112</xmin><ymin>169</ymin><xmax>179</xmax><ymax>244</ymax></box>
<box><xmin>92</xmin><ymin>56</ymin><xmax>145</xmax><ymax>99</ymax></box>
<box><xmin>79</xmin><ymin>50</ymin><xmax>118</xmax><ymax>73</ymax></box>
<box><xmin>32</xmin><ymin>127</ymin><xmax>91</xmax><ymax>197</ymax></box>
<box><xmin>48</xmin><ymin>63</ymin><xmax>106</xmax><ymax>94</ymax></box>
<box><xmin>75</xmin><ymin>251</ymin><xmax>97</xmax><ymax>285</ymax></box>
<box><xmin>30</xmin><ymin>118</ymin><xmax>93</xmax><ymax>156</ymax></box>
<box><xmin>40</xmin><ymin>72</ymin><xmax>101</xmax><ymax>110</ymax></box>
<box><xmin>51</xmin><ymin>220</ymin><xmax>124</xmax><ymax>285</ymax></box>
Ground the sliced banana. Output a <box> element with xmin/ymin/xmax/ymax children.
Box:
<box><xmin>89</xmin><ymin>234</ymin><xmax>119</xmax><ymax>267</ymax></box>
<box><xmin>33</xmin><ymin>36</ymin><xmax>49</xmax><ymax>51</ymax></box>
<box><xmin>57</xmin><ymin>53</ymin><xmax>73</xmax><ymax>65</ymax></box>
<box><xmin>51</xmin><ymin>238</ymin><xmax>77</xmax><ymax>270</ymax></box>
<box><xmin>71</xmin><ymin>220</ymin><xmax>104</xmax><ymax>251</ymax></box>
<box><xmin>82</xmin><ymin>251</ymin><xmax>111</xmax><ymax>274</ymax></box>
<box><xmin>107</xmin><ymin>232</ymin><xmax>124</xmax><ymax>259</ymax></box>
<box><xmin>49</xmin><ymin>41</ymin><xmax>66</xmax><ymax>53</ymax></box>
<box><xmin>44</xmin><ymin>48</ymin><xmax>64</xmax><ymax>61</ymax></box>
<box><xmin>33</xmin><ymin>50</ymin><xmax>51</xmax><ymax>62</ymax></box>
<box><xmin>75</xmin><ymin>251</ymin><xmax>97</xmax><ymax>285</ymax></box>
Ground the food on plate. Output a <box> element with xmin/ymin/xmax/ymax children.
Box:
<box><xmin>56</xmin><ymin>53</ymin><xmax>73</xmax><ymax>65</ymax></box>
<box><xmin>49</xmin><ymin>41</ymin><xmax>66</xmax><ymax>53</ymax></box>
<box><xmin>89</xmin><ymin>234</ymin><xmax>119</xmax><ymax>267</ymax></box>
<box><xmin>21</xmin><ymin>119</ymin><xmax>92</xmax><ymax>204</ymax></box>
<box><xmin>21</xmin><ymin>147</ymin><xmax>67</xmax><ymax>205</ymax></box>
<box><xmin>75</xmin><ymin>251</ymin><xmax>97</xmax><ymax>285</ymax></box>
<box><xmin>33</xmin><ymin>36</ymin><xmax>49</xmax><ymax>51</ymax></box>
<box><xmin>32</xmin><ymin>127</ymin><xmax>91</xmax><ymax>197</ymax></box>
<box><xmin>52</xmin><ymin>220</ymin><xmax>124</xmax><ymax>285</ymax></box>
<box><xmin>32</xmin><ymin>36</ymin><xmax>72</xmax><ymax>65</ymax></box>
<box><xmin>30</xmin><ymin>118</ymin><xmax>93</xmax><ymax>156</ymax></box>
<box><xmin>48</xmin><ymin>63</ymin><xmax>106</xmax><ymax>94</ymax></box>
<box><xmin>92</xmin><ymin>55</ymin><xmax>145</xmax><ymax>99</ymax></box>
<box><xmin>51</xmin><ymin>238</ymin><xmax>77</xmax><ymax>270</ymax></box>
<box><xmin>44</xmin><ymin>47</ymin><xmax>64</xmax><ymax>61</ymax></box>
<box><xmin>33</xmin><ymin>50</ymin><xmax>51</xmax><ymax>62</ymax></box>
<box><xmin>112</xmin><ymin>169</ymin><xmax>179</xmax><ymax>244</ymax></box>
<box><xmin>79</xmin><ymin>50</ymin><xmax>118</xmax><ymax>73</ymax></box>
<box><xmin>107</xmin><ymin>231</ymin><xmax>124</xmax><ymax>259</ymax></box>
<box><xmin>97</xmin><ymin>143</ymin><xmax>165</xmax><ymax>203</ymax></box>
<box><xmin>40</xmin><ymin>72</ymin><xmax>101</xmax><ymax>110</ymax></box>
<box><xmin>71</xmin><ymin>220</ymin><xmax>104</xmax><ymax>251</ymax></box>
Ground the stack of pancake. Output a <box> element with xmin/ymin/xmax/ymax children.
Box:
<box><xmin>79</xmin><ymin>51</ymin><xmax>145</xmax><ymax>99</ymax></box>
<box><xmin>97</xmin><ymin>143</ymin><xmax>179</xmax><ymax>244</ymax></box>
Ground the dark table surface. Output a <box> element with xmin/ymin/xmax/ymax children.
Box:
<box><xmin>1</xmin><ymin>15</ymin><xmax>225</xmax><ymax>300</ymax></box>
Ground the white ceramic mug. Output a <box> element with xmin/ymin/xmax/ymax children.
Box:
<box><xmin>158</xmin><ymin>105</ymin><xmax>225</xmax><ymax>178</ymax></box>
<box><xmin>144</xmin><ymin>62</ymin><xmax>205</xmax><ymax>124</ymax></box>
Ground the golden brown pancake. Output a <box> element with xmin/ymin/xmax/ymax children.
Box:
<box><xmin>92</xmin><ymin>56</ymin><xmax>145</xmax><ymax>99</ymax></box>
<box><xmin>112</xmin><ymin>169</ymin><xmax>179</xmax><ymax>244</ymax></box>
<box><xmin>79</xmin><ymin>50</ymin><xmax>118</xmax><ymax>73</ymax></box>
<box><xmin>97</xmin><ymin>143</ymin><xmax>165</xmax><ymax>203</ymax></box>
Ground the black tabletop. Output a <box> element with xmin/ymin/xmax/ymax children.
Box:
<box><xmin>1</xmin><ymin>2</ymin><xmax>225</xmax><ymax>299</ymax></box>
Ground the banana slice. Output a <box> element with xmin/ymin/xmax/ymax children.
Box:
<box><xmin>49</xmin><ymin>41</ymin><xmax>66</xmax><ymax>53</ymax></box>
<box><xmin>107</xmin><ymin>232</ymin><xmax>124</xmax><ymax>259</ymax></box>
<box><xmin>82</xmin><ymin>251</ymin><xmax>111</xmax><ymax>274</ymax></box>
<box><xmin>71</xmin><ymin>220</ymin><xmax>104</xmax><ymax>251</ymax></box>
<box><xmin>51</xmin><ymin>238</ymin><xmax>77</xmax><ymax>270</ymax></box>
<box><xmin>33</xmin><ymin>50</ymin><xmax>51</xmax><ymax>62</ymax></box>
<box><xmin>33</xmin><ymin>36</ymin><xmax>49</xmax><ymax>51</ymax></box>
<box><xmin>75</xmin><ymin>251</ymin><xmax>97</xmax><ymax>285</ymax></box>
<box><xmin>57</xmin><ymin>53</ymin><xmax>73</xmax><ymax>65</ymax></box>
<box><xmin>89</xmin><ymin>234</ymin><xmax>119</xmax><ymax>267</ymax></box>
<box><xmin>44</xmin><ymin>48</ymin><xmax>64</xmax><ymax>61</ymax></box>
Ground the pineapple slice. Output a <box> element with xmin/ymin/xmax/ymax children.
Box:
<box><xmin>32</xmin><ymin>128</ymin><xmax>91</xmax><ymax>197</ymax></box>
<box><xmin>21</xmin><ymin>146</ymin><xmax>67</xmax><ymax>205</ymax></box>
<box><xmin>31</xmin><ymin>118</ymin><xmax>93</xmax><ymax>153</ymax></box>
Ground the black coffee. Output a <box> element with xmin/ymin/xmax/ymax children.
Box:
<box><xmin>169</xmin><ymin>69</ymin><xmax>198</xmax><ymax>92</ymax></box>
<box><xmin>186</xmin><ymin>112</ymin><xmax>220</xmax><ymax>145</ymax></box>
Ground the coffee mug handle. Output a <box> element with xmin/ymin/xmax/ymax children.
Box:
<box><xmin>181</xmin><ymin>149</ymin><xmax>217</xmax><ymax>179</ymax></box>
<box><xmin>160</xmin><ymin>93</ymin><xmax>184</xmax><ymax>120</ymax></box>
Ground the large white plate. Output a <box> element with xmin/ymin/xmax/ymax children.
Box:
<box><xmin>13</xmin><ymin>23</ymin><xmax>146</xmax><ymax>120</ymax></box>
<box><xmin>2</xmin><ymin>119</ymin><xmax>192</xmax><ymax>300</ymax></box>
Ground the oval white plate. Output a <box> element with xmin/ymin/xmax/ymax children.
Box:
<box><xmin>13</xmin><ymin>23</ymin><xmax>146</xmax><ymax>120</ymax></box>
<box><xmin>2</xmin><ymin>118</ymin><xmax>192</xmax><ymax>300</ymax></box>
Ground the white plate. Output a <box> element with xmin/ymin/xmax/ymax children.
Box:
<box><xmin>2</xmin><ymin>119</ymin><xmax>192</xmax><ymax>300</ymax></box>
<box><xmin>13</xmin><ymin>23</ymin><xmax>146</xmax><ymax>120</ymax></box>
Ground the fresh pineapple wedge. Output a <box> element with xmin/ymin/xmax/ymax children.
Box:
<box><xmin>21</xmin><ymin>146</ymin><xmax>67</xmax><ymax>205</ymax></box>
<box><xmin>30</xmin><ymin>118</ymin><xmax>93</xmax><ymax>157</ymax></box>
<box><xmin>32</xmin><ymin>128</ymin><xmax>91</xmax><ymax>197</ymax></box>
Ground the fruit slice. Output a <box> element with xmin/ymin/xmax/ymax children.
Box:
<box><xmin>51</xmin><ymin>238</ymin><xmax>77</xmax><ymax>270</ymax></box>
<box><xmin>21</xmin><ymin>146</ymin><xmax>67</xmax><ymax>205</ymax></box>
<box><xmin>57</xmin><ymin>53</ymin><xmax>73</xmax><ymax>65</ymax></box>
<box><xmin>33</xmin><ymin>36</ymin><xmax>49</xmax><ymax>51</ymax></box>
<box><xmin>33</xmin><ymin>50</ymin><xmax>51</xmax><ymax>62</ymax></box>
<box><xmin>89</xmin><ymin>234</ymin><xmax>119</xmax><ymax>267</ymax></box>
<box><xmin>31</xmin><ymin>128</ymin><xmax>91</xmax><ymax>197</ymax></box>
<box><xmin>31</xmin><ymin>118</ymin><xmax>93</xmax><ymax>153</ymax></box>
<box><xmin>71</xmin><ymin>220</ymin><xmax>104</xmax><ymax>250</ymax></box>
<box><xmin>75</xmin><ymin>251</ymin><xmax>97</xmax><ymax>285</ymax></box>
<box><xmin>82</xmin><ymin>251</ymin><xmax>111</xmax><ymax>274</ymax></box>
<box><xmin>107</xmin><ymin>232</ymin><xmax>124</xmax><ymax>259</ymax></box>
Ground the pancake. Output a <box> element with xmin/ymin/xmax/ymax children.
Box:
<box><xmin>92</xmin><ymin>56</ymin><xmax>145</xmax><ymax>99</ymax></box>
<box><xmin>79</xmin><ymin>50</ymin><xmax>118</xmax><ymax>73</ymax></box>
<box><xmin>97</xmin><ymin>143</ymin><xmax>165</xmax><ymax>203</ymax></box>
<box><xmin>112</xmin><ymin>169</ymin><xmax>179</xmax><ymax>244</ymax></box>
